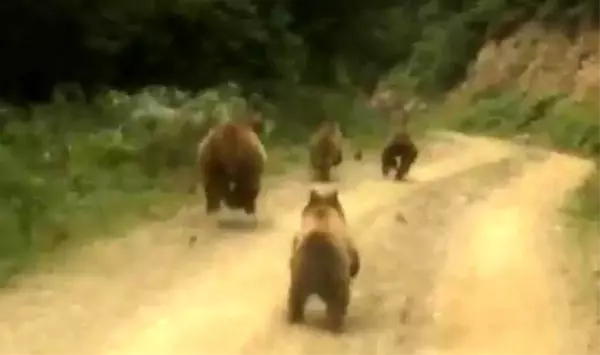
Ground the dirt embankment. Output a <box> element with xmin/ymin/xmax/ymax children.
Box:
<box><xmin>449</xmin><ymin>22</ymin><xmax>599</xmax><ymax>106</ymax></box>
<box><xmin>0</xmin><ymin>131</ymin><xmax>595</xmax><ymax>355</ymax></box>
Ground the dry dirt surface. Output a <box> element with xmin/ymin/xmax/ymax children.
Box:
<box><xmin>0</xmin><ymin>131</ymin><xmax>596</xmax><ymax>355</ymax></box>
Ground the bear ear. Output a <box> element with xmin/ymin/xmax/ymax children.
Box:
<box><xmin>309</xmin><ymin>189</ymin><xmax>320</xmax><ymax>202</ymax></box>
<box><xmin>325</xmin><ymin>189</ymin><xmax>340</xmax><ymax>205</ymax></box>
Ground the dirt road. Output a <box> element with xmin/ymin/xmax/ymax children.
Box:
<box><xmin>0</xmin><ymin>132</ymin><xmax>596</xmax><ymax>355</ymax></box>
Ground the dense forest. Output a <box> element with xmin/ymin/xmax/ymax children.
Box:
<box><xmin>0</xmin><ymin>0</ymin><xmax>598</xmax><ymax>281</ymax></box>
<box><xmin>1</xmin><ymin>0</ymin><xmax>598</xmax><ymax>103</ymax></box>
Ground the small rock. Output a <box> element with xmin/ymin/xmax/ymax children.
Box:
<box><xmin>188</xmin><ymin>235</ymin><xmax>198</xmax><ymax>247</ymax></box>
<box><xmin>396</xmin><ymin>212</ymin><xmax>407</xmax><ymax>223</ymax></box>
<box><xmin>354</xmin><ymin>150</ymin><xmax>363</xmax><ymax>161</ymax></box>
<box><xmin>400</xmin><ymin>307</ymin><xmax>410</xmax><ymax>323</ymax></box>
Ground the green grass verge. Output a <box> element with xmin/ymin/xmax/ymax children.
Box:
<box><xmin>0</xmin><ymin>145</ymin><xmax>307</xmax><ymax>286</ymax></box>
<box><xmin>420</xmin><ymin>87</ymin><xmax>599</xmax><ymax>231</ymax></box>
<box><xmin>0</xmin><ymin>84</ymin><xmax>393</xmax><ymax>286</ymax></box>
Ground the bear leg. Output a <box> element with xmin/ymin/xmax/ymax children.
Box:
<box><xmin>395</xmin><ymin>142</ymin><xmax>418</xmax><ymax>181</ymax></box>
<box><xmin>231</xmin><ymin>175</ymin><xmax>260</xmax><ymax>216</ymax></box>
<box><xmin>380</xmin><ymin>145</ymin><xmax>398</xmax><ymax>178</ymax></box>
<box><xmin>332</xmin><ymin>149</ymin><xmax>343</xmax><ymax>166</ymax></box>
<box><xmin>287</xmin><ymin>280</ymin><xmax>308</xmax><ymax>324</ymax></box>
<box><xmin>204</xmin><ymin>176</ymin><xmax>228</xmax><ymax>215</ymax></box>
<box><xmin>204</xmin><ymin>186</ymin><xmax>220</xmax><ymax>215</ymax></box>
<box><xmin>381</xmin><ymin>156</ymin><xmax>394</xmax><ymax>177</ymax></box>
<box><xmin>381</xmin><ymin>164</ymin><xmax>391</xmax><ymax>178</ymax></box>
<box><xmin>243</xmin><ymin>196</ymin><xmax>258</xmax><ymax>216</ymax></box>
<box><xmin>224</xmin><ymin>185</ymin><xmax>244</xmax><ymax>210</ymax></box>
<box><xmin>325</xmin><ymin>286</ymin><xmax>350</xmax><ymax>333</ymax></box>
<box><xmin>348</xmin><ymin>246</ymin><xmax>360</xmax><ymax>279</ymax></box>
<box><xmin>316</xmin><ymin>166</ymin><xmax>331</xmax><ymax>182</ymax></box>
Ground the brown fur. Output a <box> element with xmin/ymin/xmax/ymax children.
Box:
<box><xmin>287</xmin><ymin>188</ymin><xmax>360</xmax><ymax>332</ymax></box>
<box><xmin>308</xmin><ymin>121</ymin><xmax>343</xmax><ymax>182</ymax></box>
<box><xmin>192</xmin><ymin>115</ymin><xmax>267</xmax><ymax>215</ymax></box>
<box><xmin>369</xmin><ymin>92</ymin><xmax>418</xmax><ymax>180</ymax></box>
<box><xmin>381</xmin><ymin>129</ymin><xmax>418</xmax><ymax>181</ymax></box>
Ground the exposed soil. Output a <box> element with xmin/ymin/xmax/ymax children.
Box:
<box><xmin>0</xmin><ymin>132</ymin><xmax>595</xmax><ymax>355</ymax></box>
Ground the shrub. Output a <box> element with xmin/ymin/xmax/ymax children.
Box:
<box><xmin>0</xmin><ymin>83</ymin><xmax>277</xmax><ymax>282</ymax></box>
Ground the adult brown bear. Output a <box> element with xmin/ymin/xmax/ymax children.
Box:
<box><xmin>287</xmin><ymin>188</ymin><xmax>360</xmax><ymax>332</ymax></box>
<box><xmin>381</xmin><ymin>129</ymin><xmax>418</xmax><ymax>181</ymax></box>
<box><xmin>380</xmin><ymin>104</ymin><xmax>419</xmax><ymax>181</ymax></box>
<box><xmin>308</xmin><ymin>121</ymin><xmax>343</xmax><ymax>182</ymax></box>
<box><xmin>191</xmin><ymin>113</ymin><xmax>268</xmax><ymax>216</ymax></box>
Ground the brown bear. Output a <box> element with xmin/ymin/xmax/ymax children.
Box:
<box><xmin>381</xmin><ymin>129</ymin><xmax>418</xmax><ymax>181</ymax></box>
<box><xmin>308</xmin><ymin>121</ymin><xmax>343</xmax><ymax>182</ymax></box>
<box><xmin>191</xmin><ymin>113</ymin><xmax>268</xmax><ymax>216</ymax></box>
<box><xmin>287</xmin><ymin>188</ymin><xmax>360</xmax><ymax>333</ymax></box>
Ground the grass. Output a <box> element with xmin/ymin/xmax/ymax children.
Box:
<box><xmin>0</xmin><ymin>83</ymin><xmax>392</xmax><ymax>286</ymax></box>
<box><xmin>416</xmin><ymin>84</ymin><xmax>599</xmax><ymax>337</ymax></box>
<box><xmin>0</xmin><ymin>143</ymin><xmax>310</xmax><ymax>286</ymax></box>
<box><xmin>419</xmin><ymin>88</ymin><xmax>599</xmax><ymax>159</ymax></box>
<box><xmin>420</xmin><ymin>87</ymin><xmax>599</xmax><ymax>240</ymax></box>
<box><xmin>563</xmin><ymin>168</ymin><xmax>600</xmax><ymax>264</ymax></box>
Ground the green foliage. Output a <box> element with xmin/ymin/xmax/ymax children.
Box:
<box><xmin>0</xmin><ymin>0</ymin><xmax>597</xmax><ymax>285</ymax></box>
<box><xmin>0</xmin><ymin>84</ymin><xmax>280</xmax><ymax>283</ymax></box>
<box><xmin>264</xmin><ymin>86</ymin><xmax>387</xmax><ymax>144</ymax></box>
<box><xmin>430</xmin><ymin>90</ymin><xmax>599</xmax><ymax>158</ymax></box>
<box><xmin>420</xmin><ymin>89</ymin><xmax>599</xmax><ymax>240</ymax></box>
<box><xmin>440</xmin><ymin>90</ymin><xmax>529</xmax><ymax>133</ymax></box>
<box><xmin>568</xmin><ymin>168</ymin><xmax>600</xmax><ymax>222</ymax></box>
<box><xmin>0</xmin><ymin>79</ymin><xmax>389</xmax><ymax>284</ymax></box>
<box><xmin>2</xmin><ymin>0</ymin><xmax>597</xmax><ymax>102</ymax></box>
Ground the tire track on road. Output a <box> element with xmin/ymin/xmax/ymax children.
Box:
<box><xmin>98</xmin><ymin>134</ymin><xmax>518</xmax><ymax>355</ymax></box>
<box><xmin>423</xmin><ymin>152</ymin><xmax>595</xmax><ymax>355</ymax></box>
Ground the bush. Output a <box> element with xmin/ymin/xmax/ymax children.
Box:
<box><xmin>421</xmin><ymin>87</ymin><xmax>600</xmax><ymax>241</ymax></box>
<box><xmin>0</xmin><ymin>83</ymin><xmax>282</xmax><ymax>283</ymax></box>
<box><xmin>2</xmin><ymin>0</ymin><xmax>597</xmax><ymax>103</ymax></box>
<box><xmin>0</xmin><ymin>79</ymin><xmax>394</xmax><ymax>283</ymax></box>
<box><xmin>1</xmin><ymin>0</ymin><xmax>597</xmax><ymax>286</ymax></box>
<box><xmin>427</xmin><ymin>89</ymin><xmax>599</xmax><ymax>158</ymax></box>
